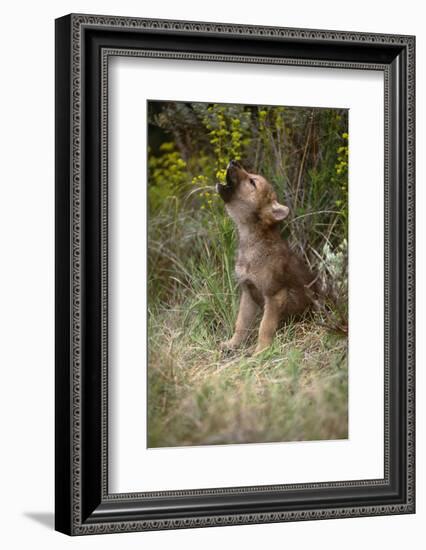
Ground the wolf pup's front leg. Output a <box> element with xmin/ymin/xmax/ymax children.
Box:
<box><xmin>254</xmin><ymin>290</ymin><xmax>287</xmax><ymax>354</ymax></box>
<box><xmin>221</xmin><ymin>286</ymin><xmax>258</xmax><ymax>351</ymax></box>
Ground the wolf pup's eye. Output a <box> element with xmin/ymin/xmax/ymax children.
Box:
<box><xmin>249</xmin><ymin>178</ymin><xmax>256</xmax><ymax>188</ymax></box>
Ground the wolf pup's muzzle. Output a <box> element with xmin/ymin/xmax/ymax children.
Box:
<box><xmin>216</xmin><ymin>159</ymin><xmax>242</xmax><ymax>203</ymax></box>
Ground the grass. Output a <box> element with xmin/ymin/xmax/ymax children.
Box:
<box><xmin>147</xmin><ymin>303</ymin><xmax>348</xmax><ymax>448</ymax></box>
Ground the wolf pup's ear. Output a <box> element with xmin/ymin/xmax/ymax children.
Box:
<box><xmin>271</xmin><ymin>200</ymin><xmax>290</xmax><ymax>221</ymax></box>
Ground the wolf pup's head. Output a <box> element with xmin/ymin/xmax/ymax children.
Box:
<box><xmin>216</xmin><ymin>160</ymin><xmax>289</xmax><ymax>227</ymax></box>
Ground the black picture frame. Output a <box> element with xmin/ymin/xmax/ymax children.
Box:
<box><xmin>55</xmin><ymin>13</ymin><xmax>415</xmax><ymax>536</ymax></box>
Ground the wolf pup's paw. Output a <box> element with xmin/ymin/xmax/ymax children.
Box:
<box><xmin>253</xmin><ymin>342</ymin><xmax>271</xmax><ymax>356</ymax></box>
<box><xmin>220</xmin><ymin>338</ymin><xmax>240</xmax><ymax>353</ymax></box>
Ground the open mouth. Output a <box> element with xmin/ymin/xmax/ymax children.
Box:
<box><xmin>216</xmin><ymin>180</ymin><xmax>233</xmax><ymax>202</ymax></box>
<box><xmin>216</xmin><ymin>160</ymin><xmax>242</xmax><ymax>202</ymax></box>
<box><xmin>226</xmin><ymin>159</ymin><xmax>242</xmax><ymax>185</ymax></box>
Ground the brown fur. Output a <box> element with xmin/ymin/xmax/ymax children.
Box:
<box><xmin>217</xmin><ymin>160</ymin><xmax>315</xmax><ymax>354</ymax></box>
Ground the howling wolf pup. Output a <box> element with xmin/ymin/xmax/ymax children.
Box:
<box><xmin>217</xmin><ymin>160</ymin><xmax>316</xmax><ymax>354</ymax></box>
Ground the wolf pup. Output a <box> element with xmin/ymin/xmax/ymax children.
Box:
<box><xmin>217</xmin><ymin>160</ymin><xmax>315</xmax><ymax>354</ymax></box>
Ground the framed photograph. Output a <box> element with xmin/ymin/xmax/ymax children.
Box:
<box><xmin>55</xmin><ymin>14</ymin><xmax>415</xmax><ymax>535</ymax></box>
